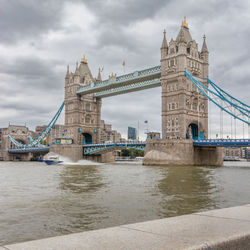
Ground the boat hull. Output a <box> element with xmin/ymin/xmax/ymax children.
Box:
<box><xmin>44</xmin><ymin>160</ymin><xmax>63</xmax><ymax>165</ymax></box>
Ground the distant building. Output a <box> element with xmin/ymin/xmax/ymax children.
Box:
<box><xmin>99</xmin><ymin>120</ymin><xmax>122</xmax><ymax>143</ymax></box>
<box><xmin>35</xmin><ymin>124</ymin><xmax>66</xmax><ymax>145</ymax></box>
<box><xmin>0</xmin><ymin>125</ymin><xmax>36</xmax><ymax>161</ymax></box>
<box><xmin>223</xmin><ymin>147</ymin><xmax>242</xmax><ymax>160</ymax></box>
<box><xmin>242</xmin><ymin>147</ymin><xmax>250</xmax><ymax>160</ymax></box>
<box><xmin>147</xmin><ymin>132</ymin><xmax>161</xmax><ymax>140</ymax></box>
<box><xmin>128</xmin><ymin>127</ymin><xmax>137</xmax><ymax>140</ymax></box>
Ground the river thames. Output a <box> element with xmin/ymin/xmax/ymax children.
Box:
<box><xmin>0</xmin><ymin>161</ymin><xmax>250</xmax><ymax>245</ymax></box>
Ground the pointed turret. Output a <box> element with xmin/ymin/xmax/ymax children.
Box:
<box><xmin>176</xmin><ymin>17</ymin><xmax>192</xmax><ymax>44</ymax></box>
<box><xmin>75</xmin><ymin>62</ymin><xmax>80</xmax><ymax>75</ymax></box>
<box><xmin>97</xmin><ymin>67</ymin><xmax>102</xmax><ymax>81</ymax></box>
<box><xmin>179</xmin><ymin>28</ymin><xmax>186</xmax><ymax>44</ymax></box>
<box><xmin>201</xmin><ymin>35</ymin><xmax>209</xmax><ymax>78</ymax></box>
<box><xmin>201</xmin><ymin>35</ymin><xmax>208</xmax><ymax>53</ymax></box>
<box><xmin>79</xmin><ymin>55</ymin><xmax>93</xmax><ymax>83</ymax></box>
<box><xmin>65</xmin><ymin>65</ymin><xmax>70</xmax><ymax>78</ymax></box>
<box><xmin>161</xmin><ymin>29</ymin><xmax>168</xmax><ymax>59</ymax></box>
<box><xmin>161</xmin><ymin>29</ymin><xmax>168</xmax><ymax>49</ymax></box>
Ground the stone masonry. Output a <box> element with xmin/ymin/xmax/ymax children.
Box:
<box><xmin>161</xmin><ymin>17</ymin><xmax>209</xmax><ymax>140</ymax></box>
<box><xmin>143</xmin><ymin>18</ymin><xmax>222</xmax><ymax>166</ymax></box>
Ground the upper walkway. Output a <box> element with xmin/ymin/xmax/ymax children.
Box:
<box><xmin>76</xmin><ymin>65</ymin><xmax>161</xmax><ymax>98</ymax></box>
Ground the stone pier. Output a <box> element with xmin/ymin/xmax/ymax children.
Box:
<box><xmin>143</xmin><ymin>139</ymin><xmax>223</xmax><ymax>166</ymax></box>
<box><xmin>83</xmin><ymin>151</ymin><xmax>116</xmax><ymax>163</ymax></box>
<box><xmin>49</xmin><ymin>144</ymin><xmax>83</xmax><ymax>162</ymax></box>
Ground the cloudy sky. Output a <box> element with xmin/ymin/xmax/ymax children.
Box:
<box><xmin>0</xmin><ymin>0</ymin><xmax>249</xmax><ymax>139</ymax></box>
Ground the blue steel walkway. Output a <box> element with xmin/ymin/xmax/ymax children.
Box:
<box><xmin>83</xmin><ymin>142</ymin><xmax>146</xmax><ymax>155</ymax></box>
<box><xmin>193</xmin><ymin>139</ymin><xmax>250</xmax><ymax>147</ymax></box>
<box><xmin>7</xmin><ymin>139</ymin><xmax>249</xmax><ymax>155</ymax></box>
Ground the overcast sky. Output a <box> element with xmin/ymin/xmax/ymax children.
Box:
<box><xmin>0</xmin><ymin>0</ymin><xmax>249</xmax><ymax>139</ymax></box>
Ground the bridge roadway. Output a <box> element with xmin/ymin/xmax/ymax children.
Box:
<box><xmin>76</xmin><ymin>65</ymin><xmax>161</xmax><ymax>98</ymax></box>
<box><xmin>7</xmin><ymin>139</ymin><xmax>250</xmax><ymax>155</ymax></box>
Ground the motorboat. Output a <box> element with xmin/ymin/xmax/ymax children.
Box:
<box><xmin>44</xmin><ymin>155</ymin><xmax>63</xmax><ymax>165</ymax></box>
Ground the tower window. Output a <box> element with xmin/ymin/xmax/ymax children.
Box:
<box><xmin>170</xmin><ymin>60</ymin><xmax>175</xmax><ymax>66</ymax></box>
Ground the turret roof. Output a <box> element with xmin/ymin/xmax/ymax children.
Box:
<box><xmin>79</xmin><ymin>56</ymin><xmax>93</xmax><ymax>82</ymax></box>
<box><xmin>161</xmin><ymin>30</ymin><xmax>168</xmax><ymax>48</ymax></box>
<box><xmin>201</xmin><ymin>35</ymin><xmax>208</xmax><ymax>53</ymax></box>
<box><xmin>176</xmin><ymin>18</ymin><xmax>192</xmax><ymax>44</ymax></box>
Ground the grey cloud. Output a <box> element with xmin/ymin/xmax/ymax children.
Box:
<box><xmin>0</xmin><ymin>56</ymin><xmax>64</xmax><ymax>90</ymax></box>
<box><xmin>0</xmin><ymin>0</ymin><xmax>65</xmax><ymax>44</ymax></box>
<box><xmin>83</xmin><ymin>0</ymin><xmax>169</xmax><ymax>26</ymax></box>
<box><xmin>0</xmin><ymin>0</ymin><xmax>249</xmax><ymax>135</ymax></box>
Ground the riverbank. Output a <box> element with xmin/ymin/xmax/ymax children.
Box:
<box><xmin>3</xmin><ymin>204</ymin><xmax>250</xmax><ymax>249</ymax></box>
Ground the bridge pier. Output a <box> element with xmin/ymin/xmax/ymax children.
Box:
<box><xmin>5</xmin><ymin>151</ymin><xmax>33</xmax><ymax>161</ymax></box>
<box><xmin>193</xmin><ymin>146</ymin><xmax>223</xmax><ymax>166</ymax></box>
<box><xmin>143</xmin><ymin>139</ymin><xmax>223</xmax><ymax>166</ymax></box>
<box><xmin>83</xmin><ymin>151</ymin><xmax>116</xmax><ymax>163</ymax></box>
<box><xmin>49</xmin><ymin>144</ymin><xmax>83</xmax><ymax>162</ymax></box>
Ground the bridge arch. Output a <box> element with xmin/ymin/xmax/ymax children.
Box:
<box><xmin>82</xmin><ymin>132</ymin><xmax>92</xmax><ymax>144</ymax></box>
<box><xmin>186</xmin><ymin>122</ymin><xmax>204</xmax><ymax>140</ymax></box>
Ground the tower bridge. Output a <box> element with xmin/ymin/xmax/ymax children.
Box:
<box><xmin>6</xmin><ymin>18</ymin><xmax>250</xmax><ymax>164</ymax></box>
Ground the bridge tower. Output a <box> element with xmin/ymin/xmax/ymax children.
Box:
<box><xmin>144</xmin><ymin>18</ymin><xmax>222</xmax><ymax>166</ymax></box>
<box><xmin>64</xmin><ymin>56</ymin><xmax>102</xmax><ymax>145</ymax></box>
<box><xmin>161</xmin><ymin>17</ymin><xmax>209</xmax><ymax>140</ymax></box>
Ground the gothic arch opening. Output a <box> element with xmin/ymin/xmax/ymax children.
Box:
<box><xmin>82</xmin><ymin>133</ymin><xmax>92</xmax><ymax>144</ymax></box>
<box><xmin>186</xmin><ymin>122</ymin><xmax>205</xmax><ymax>140</ymax></box>
<box><xmin>186</xmin><ymin>123</ymin><xmax>199</xmax><ymax>139</ymax></box>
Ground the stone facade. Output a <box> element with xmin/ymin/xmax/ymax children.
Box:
<box><xmin>144</xmin><ymin>18</ymin><xmax>222</xmax><ymax>166</ymax></box>
<box><xmin>36</xmin><ymin>124</ymin><xmax>66</xmax><ymax>145</ymax></box>
<box><xmin>64</xmin><ymin>57</ymin><xmax>102</xmax><ymax>145</ymax></box>
<box><xmin>0</xmin><ymin>125</ymin><xmax>36</xmax><ymax>161</ymax></box>
<box><xmin>99</xmin><ymin>120</ymin><xmax>122</xmax><ymax>143</ymax></box>
<box><xmin>64</xmin><ymin>57</ymin><xmax>122</xmax><ymax>146</ymax></box>
<box><xmin>161</xmin><ymin>17</ymin><xmax>209</xmax><ymax>140</ymax></box>
<box><xmin>144</xmin><ymin>139</ymin><xmax>223</xmax><ymax>166</ymax></box>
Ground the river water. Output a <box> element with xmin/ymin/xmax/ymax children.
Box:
<box><xmin>0</xmin><ymin>160</ymin><xmax>250</xmax><ymax>245</ymax></box>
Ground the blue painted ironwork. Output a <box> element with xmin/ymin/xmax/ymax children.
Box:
<box><xmin>8</xmin><ymin>146</ymin><xmax>50</xmax><ymax>154</ymax></box>
<box><xmin>83</xmin><ymin>142</ymin><xmax>146</xmax><ymax>155</ymax></box>
<box><xmin>76</xmin><ymin>65</ymin><xmax>161</xmax><ymax>96</ymax></box>
<box><xmin>28</xmin><ymin>136</ymin><xmax>46</xmax><ymax>147</ymax></box>
<box><xmin>185</xmin><ymin>70</ymin><xmax>250</xmax><ymax>125</ymax></box>
<box><xmin>208</xmin><ymin>78</ymin><xmax>250</xmax><ymax>109</ymax></box>
<box><xmin>8</xmin><ymin>102</ymin><xmax>65</xmax><ymax>148</ymax></box>
<box><xmin>94</xmin><ymin>78</ymin><xmax>161</xmax><ymax>98</ymax></box>
<box><xmin>8</xmin><ymin>138</ymin><xmax>249</xmax><ymax>155</ymax></box>
<box><xmin>193</xmin><ymin>139</ymin><xmax>250</xmax><ymax>147</ymax></box>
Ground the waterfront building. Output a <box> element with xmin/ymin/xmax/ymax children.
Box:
<box><xmin>0</xmin><ymin>125</ymin><xmax>36</xmax><ymax>161</ymax></box>
<box><xmin>35</xmin><ymin>124</ymin><xmax>66</xmax><ymax>145</ymax></box>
